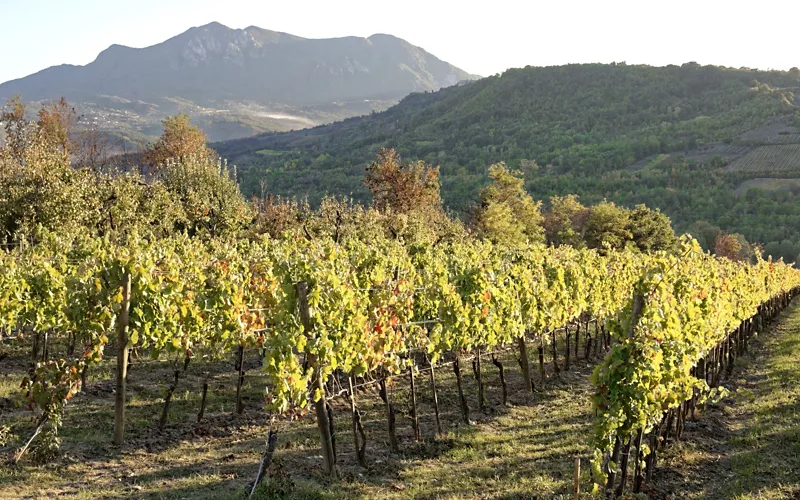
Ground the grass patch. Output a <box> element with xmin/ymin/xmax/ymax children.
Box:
<box><xmin>0</xmin><ymin>327</ymin><xmax>608</xmax><ymax>498</ymax></box>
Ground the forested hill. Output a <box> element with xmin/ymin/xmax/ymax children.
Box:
<box><xmin>217</xmin><ymin>62</ymin><xmax>800</xmax><ymax>262</ymax></box>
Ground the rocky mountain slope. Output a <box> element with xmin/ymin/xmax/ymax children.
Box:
<box><xmin>0</xmin><ymin>22</ymin><xmax>478</xmax><ymax>143</ymax></box>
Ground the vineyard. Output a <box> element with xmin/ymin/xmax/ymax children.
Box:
<box><xmin>0</xmin><ymin>225</ymin><xmax>799</xmax><ymax>498</ymax></box>
<box><xmin>727</xmin><ymin>144</ymin><xmax>800</xmax><ymax>172</ymax></box>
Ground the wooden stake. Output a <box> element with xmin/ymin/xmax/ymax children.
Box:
<box><xmin>409</xmin><ymin>366</ymin><xmax>420</xmax><ymax>441</ymax></box>
<box><xmin>551</xmin><ymin>330</ymin><xmax>560</xmax><ymax>374</ymax></box>
<box><xmin>476</xmin><ymin>349</ymin><xmax>486</xmax><ymax>410</ymax></box>
<box><xmin>428</xmin><ymin>356</ymin><xmax>443</xmax><ymax>436</ymax></box>
<box><xmin>235</xmin><ymin>345</ymin><xmax>246</xmax><ymax>414</ymax></box>
<box><xmin>537</xmin><ymin>342</ymin><xmax>545</xmax><ymax>384</ymax></box>
<box><xmin>453</xmin><ymin>355</ymin><xmax>470</xmax><ymax>424</ymax></box>
<box><xmin>573</xmin><ymin>457</ymin><xmax>581</xmax><ymax>500</ymax></box>
<box><xmin>518</xmin><ymin>336</ymin><xmax>533</xmax><ymax>392</ymax></box>
<box><xmin>565</xmin><ymin>325</ymin><xmax>571</xmax><ymax>371</ymax></box>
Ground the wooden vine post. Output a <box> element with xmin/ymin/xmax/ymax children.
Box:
<box><xmin>296</xmin><ymin>281</ymin><xmax>336</xmax><ymax>476</ymax></box>
<box><xmin>475</xmin><ymin>349</ymin><xmax>486</xmax><ymax>410</ymax></box>
<box><xmin>427</xmin><ymin>356</ymin><xmax>443</xmax><ymax>435</ymax></box>
<box><xmin>518</xmin><ymin>336</ymin><xmax>533</xmax><ymax>392</ymax></box>
<box><xmin>537</xmin><ymin>339</ymin><xmax>545</xmax><ymax>384</ymax></box>
<box><xmin>114</xmin><ymin>271</ymin><xmax>132</xmax><ymax>446</ymax></box>
<box><xmin>409</xmin><ymin>366</ymin><xmax>421</xmax><ymax>441</ymax></box>
<box><xmin>550</xmin><ymin>330</ymin><xmax>560</xmax><ymax>374</ymax></box>
<box><xmin>235</xmin><ymin>345</ymin><xmax>246</xmax><ymax>414</ymax></box>
<box><xmin>453</xmin><ymin>354</ymin><xmax>470</xmax><ymax>424</ymax></box>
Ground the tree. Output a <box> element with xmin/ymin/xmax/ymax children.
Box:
<box><xmin>731</xmin><ymin>233</ymin><xmax>754</xmax><ymax>262</ymax></box>
<box><xmin>156</xmin><ymin>156</ymin><xmax>251</xmax><ymax>237</ymax></box>
<box><xmin>543</xmin><ymin>194</ymin><xmax>589</xmax><ymax>247</ymax></box>
<box><xmin>143</xmin><ymin>114</ymin><xmax>216</xmax><ymax>170</ymax></box>
<box><xmin>474</xmin><ymin>163</ymin><xmax>544</xmax><ymax>246</ymax></box>
<box><xmin>626</xmin><ymin>205</ymin><xmax>677</xmax><ymax>252</ymax></box>
<box><xmin>584</xmin><ymin>201</ymin><xmax>631</xmax><ymax>251</ymax></box>
<box><xmin>713</xmin><ymin>233</ymin><xmax>743</xmax><ymax>260</ymax></box>
<box><xmin>36</xmin><ymin>97</ymin><xmax>78</xmax><ymax>157</ymax></box>
<box><xmin>363</xmin><ymin>148</ymin><xmax>441</xmax><ymax>214</ymax></box>
<box><xmin>0</xmin><ymin>96</ymin><xmax>31</xmax><ymax>164</ymax></box>
<box><xmin>74</xmin><ymin>125</ymin><xmax>111</xmax><ymax>171</ymax></box>
<box><xmin>688</xmin><ymin>220</ymin><xmax>721</xmax><ymax>251</ymax></box>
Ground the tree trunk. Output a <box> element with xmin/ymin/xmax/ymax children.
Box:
<box><xmin>605</xmin><ymin>436</ymin><xmax>622</xmax><ymax>496</ymax></box>
<box><xmin>296</xmin><ymin>281</ymin><xmax>336</xmax><ymax>476</ymax></box>
<box><xmin>159</xmin><ymin>369</ymin><xmax>180</xmax><ymax>431</ymax></box>
<box><xmin>348</xmin><ymin>376</ymin><xmax>367</xmax><ymax>467</ymax></box>
<box><xmin>114</xmin><ymin>272</ymin><xmax>131</xmax><ymax>446</ymax></box>
<box><xmin>248</xmin><ymin>425</ymin><xmax>279</xmax><ymax>500</ymax></box>
<box><xmin>491</xmin><ymin>354</ymin><xmax>507</xmax><ymax>405</ymax></box>
<box><xmin>197</xmin><ymin>375</ymin><xmax>209</xmax><ymax>423</ymax></box>
<box><xmin>379</xmin><ymin>378</ymin><xmax>399</xmax><ymax>451</ymax></box>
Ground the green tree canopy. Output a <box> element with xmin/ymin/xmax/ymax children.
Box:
<box><xmin>584</xmin><ymin>201</ymin><xmax>632</xmax><ymax>251</ymax></box>
<box><xmin>626</xmin><ymin>205</ymin><xmax>677</xmax><ymax>252</ymax></box>
<box><xmin>474</xmin><ymin>163</ymin><xmax>544</xmax><ymax>246</ymax></box>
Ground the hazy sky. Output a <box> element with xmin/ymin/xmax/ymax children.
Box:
<box><xmin>1</xmin><ymin>0</ymin><xmax>798</xmax><ymax>84</ymax></box>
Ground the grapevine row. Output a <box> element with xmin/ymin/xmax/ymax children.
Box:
<box><xmin>591</xmin><ymin>239</ymin><xmax>800</xmax><ymax>495</ymax></box>
<box><xmin>1</xmin><ymin>229</ymin><xmax>799</xmax><ymax>482</ymax></box>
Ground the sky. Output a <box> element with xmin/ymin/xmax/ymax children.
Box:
<box><xmin>1</xmin><ymin>0</ymin><xmax>799</xmax><ymax>84</ymax></box>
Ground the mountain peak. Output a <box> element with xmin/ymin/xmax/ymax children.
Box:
<box><xmin>190</xmin><ymin>21</ymin><xmax>233</xmax><ymax>33</ymax></box>
<box><xmin>0</xmin><ymin>23</ymin><xmax>479</xmax><ymax>140</ymax></box>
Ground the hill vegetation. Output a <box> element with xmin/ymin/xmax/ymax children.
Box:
<box><xmin>216</xmin><ymin>62</ymin><xmax>800</xmax><ymax>264</ymax></box>
<box><xmin>1</xmin><ymin>90</ymin><xmax>800</xmax><ymax>500</ymax></box>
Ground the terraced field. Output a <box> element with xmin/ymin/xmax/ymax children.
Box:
<box><xmin>728</xmin><ymin>144</ymin><xmax>800</xmax><ymax>172</ymax></box>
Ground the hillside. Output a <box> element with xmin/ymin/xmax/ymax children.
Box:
<box><xmin>0</xmin><ymin>22</ymin><xmax>478</xmax><ymax>143</ymax></box>
<box><xmin>217</xmin><ymin>62</ymin><xmax>800</xmax><ymax>262</ymax></box>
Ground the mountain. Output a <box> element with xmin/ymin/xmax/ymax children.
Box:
<box><xmin>0</xmin><ymin>22</ymin><xmax>479</xmax><ymax>143</ymax></box>
<box><xmin>214</xmin><ymin>62</ymin><xmax>800</xmax><ymax>263</ymax></box>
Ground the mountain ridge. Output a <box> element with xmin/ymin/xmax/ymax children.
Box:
<box><xmin>0</xmin><ymin>22</ymin><xmax>479</xmax><ymax>142</ymax></box>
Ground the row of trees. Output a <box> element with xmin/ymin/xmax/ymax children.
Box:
<box><xmin>1</xmin><ymin>96</ymin><xmax>772</xmax><ymax>266</ymax></box>
<box><xmin>0</xmin><ymin>98</ymin><xmax>248</xmax><ymax>242</ymax></box>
